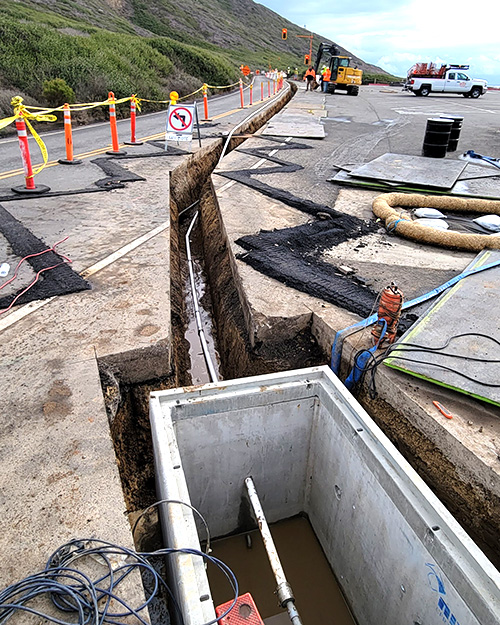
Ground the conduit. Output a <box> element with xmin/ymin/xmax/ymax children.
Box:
<box><xmin>185</xmin><ymin>211</ymin><xmax>219</xmax><ymax>383</ymax></box>
<box><xmin>244</xmin><ymin>477</ymin><xmax>303</xmax><ymax>625</ymax></box>
<box><xmin>373</xmin><ymin>192</ymin><xmax>500</xmax><ymax>251</ymax></box>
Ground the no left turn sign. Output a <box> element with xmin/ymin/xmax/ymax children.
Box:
<box><xmin>167</xmin><ymin>105</ymin><xmax>194</xmax><ymax>134</ymax></box>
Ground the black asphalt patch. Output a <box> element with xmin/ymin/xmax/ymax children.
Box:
<box><xmin>223</xmin><ymin>138</ymin><xmax>383</xmax><ymax>316</ymax></box>
<box><xmin>237</xmin><ymin>219</ymin><xmax>379</xmax><ymax>317</ymax></box>
<box><xmin>0</xmin><ymin>156</ymin><xmax>146</xmax><ymax>202</ymax></box>
<box><xmin>219</xmin><ymin>154</ymin><xmax>343</xmax><ymax>219</ymax></box>
<box><xmin>0</xmin><ymin>205</ymin><xmax>90</xmax><ymax>310</ymax></box>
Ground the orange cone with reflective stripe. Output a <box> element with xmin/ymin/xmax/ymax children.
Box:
<box><xmin>58</xmin><ymin>104</ymin><xmax>82</xmax><ymax>165</ymax></box>
<box><xmin>106</xmin><ymin>92</ymin><xmax>126</xmax><ymax>156</ymax></box>
<box><xmin>124</xmin><ymin>95</ymin><xmax>143</xmax><ymax>146</ymax></box>
<box><xmin>11</xmin><ymin>115</ymin><xmax>50</xmax><ymax>194</ymax></box>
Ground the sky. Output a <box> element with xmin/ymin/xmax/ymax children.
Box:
<box><xmin>257</xmin><ymin>0</ymin><xmax>500</xmax><ymax>85</ymax></box>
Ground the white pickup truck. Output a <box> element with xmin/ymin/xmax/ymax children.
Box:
<box><xmin>405</xmin><ymin>67</ymin><xmax>488</xmax><ymax>98</ymax></box>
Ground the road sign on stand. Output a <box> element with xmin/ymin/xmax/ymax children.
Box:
<box><xmin>165</xmin><ymin>103</ymin><xmax>201</xmax><ymax>151</ymax></box>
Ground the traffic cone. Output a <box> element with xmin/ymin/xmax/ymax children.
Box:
<box><xmin>58</xmin><ymin>104</ymin><xmax>82</xmax><ymax>165</ymax></box>
<box><xmin>124</xmin><ymin>95</ymin><xmax>143</xmax><ymax>146</ymax></box>
<box><xmin>106</xmin><ymin>92</ymin><xmax>126</xmax><ymax>156</ymax></box>
<box><xmin>11</xmin><ymin>115</ymin><xmax>50</xmax><ymax>194</ymax></box>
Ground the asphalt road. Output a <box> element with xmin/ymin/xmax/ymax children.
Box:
<box><xmin>321</xmin><ymin>84</ymin><xmax>500</xmax><ymax>163</ymax></box>
<box><xmin>0</xmin><ymin>76</ymin><xmax>275</xmax><ymax>180</ymax></box>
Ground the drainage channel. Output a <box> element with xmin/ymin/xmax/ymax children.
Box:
<box><xmin>183</xmin><ymin>209</ymin><xmax>220</xmax><ymax>384</ymax></box>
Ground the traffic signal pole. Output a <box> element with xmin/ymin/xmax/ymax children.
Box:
<box><xmin>297</xmin><ymin>33</ymin><xmax>313</xmax><ymax>64</ymax></box>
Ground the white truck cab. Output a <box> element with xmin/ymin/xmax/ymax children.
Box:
<box><xmin>405</xmin><ymin>64</ymin><xmax>488</xmax><ymax>98</ymax></box>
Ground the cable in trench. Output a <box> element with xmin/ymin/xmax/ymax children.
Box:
<box><xmin>185</xmin><ymin>210</ymin><xmax>219</xmax><ymax>383</ymax></box>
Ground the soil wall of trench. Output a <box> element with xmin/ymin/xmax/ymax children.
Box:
<box><xmin>104</xmin><ymin>83</ymin><xmax>500</xmax><ymax>573</ymax></box>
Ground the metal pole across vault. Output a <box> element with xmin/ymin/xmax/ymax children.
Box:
<box><xmin>244</xmin><ymin>477</ymin><xmax>304</xmax><ymax>625</ymax></box>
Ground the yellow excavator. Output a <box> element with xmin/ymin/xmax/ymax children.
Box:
<box><xmin>314</xmin><ymin>43</ymin><xmax>362</xmax><ymax>95</ymax></box>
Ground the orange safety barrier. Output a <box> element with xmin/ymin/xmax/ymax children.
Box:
<box><xmin>58</xmin><ymin>104</ymin><xmax>81</xmax><ymax>165</ymax></box>
<box><xmin>239</xmin><ymin>79</ymin><xmax>244</xmax><ymax>108</ymax></box>
<box><xmin>106</xmin><ymin>91</ymin><xmax>126</xmax><ymax>156</ymax></box>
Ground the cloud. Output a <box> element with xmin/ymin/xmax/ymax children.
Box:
<box><xmin>257</xmin><ymin>0</ymin><xmax>500</xmax><ymax>82</ymax></box>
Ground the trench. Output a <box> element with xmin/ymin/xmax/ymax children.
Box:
<box><xmin>100</xmin><ymin>82</ymin><xmax>500</xmax><ymax>623</ymax></box>
<box><xmin>99</xmin><ymin>85</ymin><xmax>333</xmax><ymax>623</ymax></box>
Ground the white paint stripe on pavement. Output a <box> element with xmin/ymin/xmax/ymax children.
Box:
<box><xmin>0</xmin><ymin>220</ymin><xmax>170</xmax><ymax>333</ymax></box>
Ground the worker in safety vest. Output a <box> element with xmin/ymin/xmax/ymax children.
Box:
<box><xmin>304</xmin><ymin>66</ymin><xmax>316</xmax><ymax>91</ymax></box>
<box><xmin>322</xmin><ymin>66</ymin><xmax>331</xmax><ymax>93</ymax></box>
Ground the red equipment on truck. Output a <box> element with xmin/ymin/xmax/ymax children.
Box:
<box><xmin>407</xmin><ymin>63</ymin><xmax>470</xmax><ymax>80</ymax></box>
<box><xmin>405</xmin><ymin>63</ymin><xmax>487</xmax><ymax>98</ymax></box>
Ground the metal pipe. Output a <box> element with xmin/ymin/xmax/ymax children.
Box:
<box><xmin>216</xmin><ymin>80</ymin><xmax>290</xmax><ymax>168</ymax></box>
<box><xmin>185</xmin><ymin>211</ymin><xmax>219</xmax><ymax>383</ymax></box>
<box><xmin>244</xmin><ymin>477</ymin><xmax>303</xmax><ymax>625</ymax></box>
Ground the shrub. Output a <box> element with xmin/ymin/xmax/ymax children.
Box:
<box><xmin>42</xmin><ymin>78</ymin><xmax>75</xmax><ymax>106</ymax></box>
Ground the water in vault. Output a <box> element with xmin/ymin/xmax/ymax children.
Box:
<box><xmin>207</xmin><ymin>516</ymin><xmax>356</xmax><ymax>625</ymax></box>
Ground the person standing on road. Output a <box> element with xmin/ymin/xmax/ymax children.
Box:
<box><xmin>304</xmin><ymin>66</ymin><xmax>316</xmax><ymax>91</ymax></box>
<box><xmin>322</xmin><ymin>66</ymin><xmax>331</xmax><ymax>92</ymax></box>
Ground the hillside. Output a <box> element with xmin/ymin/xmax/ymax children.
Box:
<box><xmin>0</xmin><ymin>0</ymin><xmax>389</xmax><ymax>119</ymax></box>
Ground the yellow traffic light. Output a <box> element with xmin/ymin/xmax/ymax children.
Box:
<box><xmin>282</xmin><ymin>28</ymin><xmax>287</xmax><ymax>40</ymax></box>
<box><xmin>304</xmin><ymin>54</ymin><xmax>310</xmax><ymax>65</ymax></box>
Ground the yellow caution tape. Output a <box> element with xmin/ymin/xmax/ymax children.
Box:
<box><xmin>131</xmin><ymin>94</ymin><xmax>141</xmax><ymax>112</ymax></box>
<box><xmin>205</xmin><ymin>80</ymin><xmax>240</xmax><ymax>89</ymax></box>
<box><xmin>24</xmin><ymin>117</ymin><xmax>49</xmax><ymax>176</ymax></box>
<box><xmin>10</xmin><ymin>96</ymin><xmax>57</xmax><ymax>178</ymax></box>
<box><xmin>0</xmin><ymin>114</ymin><xmax>18</xmax><ymax>131</ymax></box>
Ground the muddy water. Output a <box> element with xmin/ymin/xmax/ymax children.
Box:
<box><xmin>183</xmin><ymin>217</ymin><xmax>221</xmax><ymax>384</ymax></box>
<box><xmin>208</xmin><ymin>516</ymin><xmax>356</xmax><ymax>625</ymax></box>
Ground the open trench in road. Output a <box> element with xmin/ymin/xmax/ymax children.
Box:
<box><xmin>100</xmin><ymin>84</ymin><xmax>322</xmax><ymax>531</ymax></box>
<box><xmin>99</xmin><ymin>85</ymin><xmax>500</xmax><ymax>622</ymax></box>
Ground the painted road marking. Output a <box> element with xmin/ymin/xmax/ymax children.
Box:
<box><xmin>0</xmin><ymin>220</ymin><xmax>170</xmax><ymax>333</ymax></box>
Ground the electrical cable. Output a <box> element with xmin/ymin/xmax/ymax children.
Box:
<box><xmin>0</xmin><ymin>539</ymin><xmax>238</xmax><ymax>625</ymax></box>
<box><xmin>355</xmin><ymin>332</ymin><xmax>500</xmax><ymax>398</ymax></box>
<box><xmin>0</xmin><ymin>236</ymin><xmax>71</xmax><ymax>292</ymax></box>
<box><xmin>131</xmin><ymin>499</ymin><xmax>211</xmax><ymax>555</ymax></box>
<box><xmin>0</xmin><ymin>261</ymin><xmax>68</xmax><ymax>315</ymax></box>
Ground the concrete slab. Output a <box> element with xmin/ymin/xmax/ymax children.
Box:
<box><xmin>262</xmin><ymin>107</ymin><xmax>326</xmax><ymax>138</ymax></box>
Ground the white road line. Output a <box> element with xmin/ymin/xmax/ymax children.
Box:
<box><xmin>0</xmin><ymin>220</ymin><xmax>170</xmax><ymax>333</ymax></box>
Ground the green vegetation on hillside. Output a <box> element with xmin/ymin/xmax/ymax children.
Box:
<box><xmin>0</xmin><ymin>0</ymin><xmax>395</xmax><ymax>123</ymax></box>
